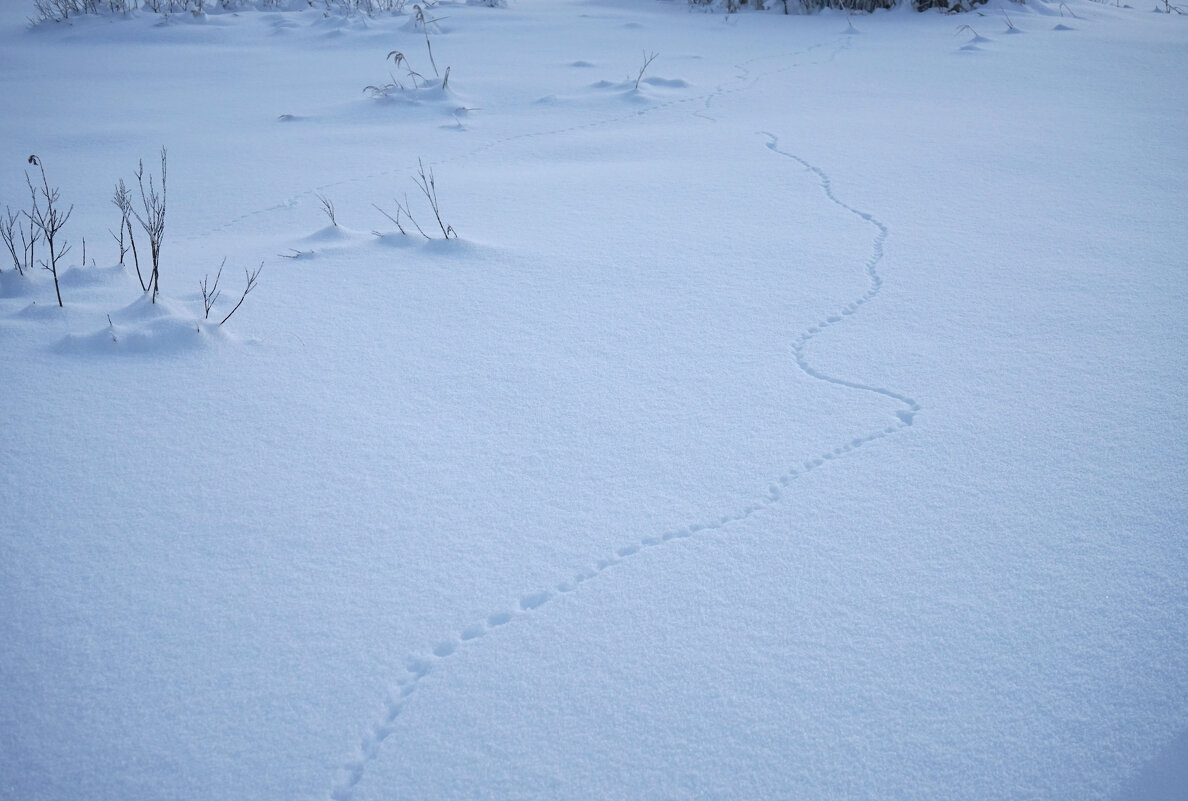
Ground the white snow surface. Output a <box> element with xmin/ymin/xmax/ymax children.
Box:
<box><xmin>1</xmin><ymin>1</ymin><xmax>1186</xmax><ymax>800</ymax></box>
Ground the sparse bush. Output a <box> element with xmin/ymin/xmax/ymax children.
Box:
<box><xmin>24</xmin><ymin>155</ymin><xmax>73</xmax><ymax>307</ymax></box>
<box><xmin>131</xmin><ymin>148</ymin><xmax>167</xmax><ymax>303</ymax></box>
<box><xmin>201</xmin><ymin>258</ymin><xmax>260</xmax><ymax>325</ymax></box>
<box><xmin>414</xmin><ymin>159</ymin><xmax>455</xmax><ymax>239</ymax></box>
<box><xmin>373</xmin><ymin>194</ymin><xmax>427</xmax><ymax>238</ymax></box>
<box><xmin>1</xmin><ymin>205</ymin><xmax>39</xmax><ymax>276</ymax></box>
<box><xmin>367</xmin><ymin>158</ymin><xmax>432</xmax><ymax>241</ymax></box>
<box><xmin>686</xmin><ymin>0</ymin><xmax>988</xmax><ymax>11</ymax></box>
<box><xmin>31</xmin><ymin>0</ymin><xmax>416</xmax><ymax>23</ymax></box>
<box><xmin>373</xmin><ymin>159</ymin><xmax>457</xmax><ymax>240</ymax></box>
<box><xmin>111</xmin><ymin>178</ymin><xmax>149</xmax><ymax>291</ymax></box>
<box><xmin>218</xmin><ymin>262</ymin><xmax>262</xmax><ymax>326</ymax></box>
<box><xmin>201</xmin><ymin>259</ymin><xmax>223</xmax><ymax>320</ymax></box>
<box><xmin>0</xmin><ymin>210</ymin><xmax>17</xmax><ymax>274</ymax></box>
<box><xmin>633</xmin><ymin>51</ymin><xmax>658</xmax><ymax>91</ymax></box>
<box><xmin>110</xmin><ymin>183</ymin><xmax>130</xmax><ymax>267</ymax></box>
<box><xmin>6</xmin><ymin>148</ymin><xmax>263</xmax><ymax>325</ymax></box>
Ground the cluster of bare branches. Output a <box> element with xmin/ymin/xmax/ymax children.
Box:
<box><xmin>414</xmin><ymin>158</ymin><xmax>454</xmax><ymax>239</ymax></box>
<box><xmin>110</xmin><ymin>179</ymin><xmax>144</xmax><ymax>289</ymax></box>
<box><xmin>372</xmin><ymin>194</ymin><xmax>426</xmax><ymax>238</ymax></box>
<box><xmin>31</xmin><ymin>0</ymin><xmax>415</xmax><ymax>23</ymax></box>
<box><xmin>5</xmin><ymin>156</ymin><xmax>75</xmax><ymax>307</ymax></box>
<box><xmin>200</xmin><ymin>258</ymin><xmax>262</xmax><ymax>326</ymax></box>
<box><xmin>0</xmin><ymin>158</ymin><xmax>107</xmax><ymax>306</ymax></box>
<box><xmin>372</xmin><ymin>158</ymin><xmax>456</xmax><ymax>240</ymax></box>
<box><xmin>1</xmin><ymin>194</ymin><xmax>41</xmax><ymax>278</ymax></box>
<box><xmin>31</xmin><ymin>0</ymin><xmax>105</xmax><ymax>22</ymax></box>
<box><xmin>2</xmin><ymin>157</ymin><xmax>116</xmax><ymax>306</ymax></box>
<box><xmin>633</xmin><ymin>51</ymin><xmax>658</xmax><ymax>91</ymax></box>
<box><xmin>686</xmin><ymin>0</ymin><xmax>982</xmax><ymax>11</ymax></box>
<box><xmin>131</xmin><ymin>148</ymin><xmax>167</xmax><ymax>303</ymax></box>
<box><xmin>4</xmin><ymin>148</ymin><xmax>262</xmax><ymax>327</ymax></box>
<box><xmin>106</xmin><ymin>149</ymin><xmax>174</xmax><ymax>305</ymax></box>
<box><xmin>31</xmin><ymin>0</ymin><xmax>205</xmax><ymax>21</ymax></box>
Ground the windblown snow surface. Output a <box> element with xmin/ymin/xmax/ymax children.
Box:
<box><xmin>1</xmin><ymin>1</ymin><xmax>1186</xmax><ymax>799</ymax></box>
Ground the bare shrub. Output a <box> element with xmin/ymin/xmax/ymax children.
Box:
<box><xmin>132</xmin><ymin>148</ymin><xmax>167</xmax><ymax>303</ymax></box>
<box><xmin>1</xmin><ymin>206</ymin><xmax>38</xmax><ymax>276</ymax></box>
<box><xmin>414</xmin><ymin>159</ymin><xmax>455</xmax><ymax>239</ymax></box>
<box><xmin>633</xmin><ymin>51</ymin><xmax>658</xmax><ymax>91</ymax></box>
<box><xmin>201</xmin><ymin>259</ymin><xmax>223</xmax><ymax>320</ymax></box>
<box><xmin>24</xmin><ymin>155</ymin><xmax>73</xmax><ymax>307</ymax></box>
<box><xmin>219</xmin><ymin>262</ymin><xmax>262</xmax><ymax>326</ymax></box>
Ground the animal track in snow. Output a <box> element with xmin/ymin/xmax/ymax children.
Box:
<box><xmin>762</xmin><ymin>131</ymin><xmax>920</xmax><ymax>424</ymax></box>
<box><xmin>157</xmin><ymin>24</ymin><xmax>919</xmax><ymax>801</ymax></box>
<box><xmin>328</xmin><ymin>116</ymin><xmax>920</xmax><ymax>801</ymax></box>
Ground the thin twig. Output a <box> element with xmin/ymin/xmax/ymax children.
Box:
<box><xmin>414</xmin><ymin>158</ymin><xmax>454</xmax><ymax>239</ymax></box>
<box><xmin>219</xmin><ymin>262</ymin><xmax>262</xmax><ymax>326</ymax></box>
<box><xmin>201</xmin><ymin>258</ymin><xmax>224</xmax><ymax>320</ymax></box>
<box><xmin>634</xmin><ymin>50</ymin><xmax>658</xmax><ymax>91</ymax></box>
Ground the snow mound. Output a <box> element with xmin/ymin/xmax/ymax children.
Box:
<box><xmin>10</xmin><ymin>300</ymin><xmax>78</xmax><ymax>321</ymax></box>
<box><xmin>279</xmin><ymin>223</ymin><xmax>373</xmax><ymax>260</ymax></box>
<box><xmin>360</xmin><ymin>74</ymin><xmax>474</xmax><ymax>121</ymax></box>
<box><xmin>55</xmin><ymin>294</ymin><xmax>229</xmax><ymax>357</ymax></box>
<box><xmin>543</xmin><ymin>72</ymin><xmax>693</xmax><ymax>108</ymax></box>
<box><xmin>589</xmin><ymin>71</ymin><xmax>692</xmax><ymax>103</ymax></box>
<box><xmin>301</xmin><ymin>224</ymin><xmax>370</xmax><ymax>245</ymax></box>
<box><xmin>641</xmin><ymin>76</ymin><xmax>690</xmax><ymax>89</ymax></box>
<box><xmin>0</xmin><ymin>271</ymin><xmax>38</xmax><ymax>299</ymax></box>
<box><xmin>58</xmin><ymin>263</ymin><xmax>130</xmax><ymax>289</ymax></box>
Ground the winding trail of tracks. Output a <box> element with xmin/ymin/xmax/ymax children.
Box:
<box><xmin>325</xmin><ymin>32</ymin><xmax>920</xmax><ymax>801</ymax></box>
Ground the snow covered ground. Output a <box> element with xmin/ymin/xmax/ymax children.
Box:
<box><xmin>1</xmin><ymin>1</ymin><xmax>1186</xmax><ymax>799</ymax></box>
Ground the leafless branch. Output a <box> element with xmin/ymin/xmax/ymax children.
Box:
<box><xmin>414</xmin><ymin>158</ymin><xmax>455</xmax><ymax>239</ymax></box>
<box><xmin>201</xmin><ymin>258</ymin><xmax>224</xmax><ymax>320</ymax></box>
<box><xmin>24</xmin><ymin>154</ymin><xmax>73</xmax><ymax>307</ymax></box>
<box><xmin>1</xmin><ymin>207</ymin><xmax>23</xmax><ymax>274</ymax></box>
<box><xmin>132</xmin><ymin>147</ymin><xmax>166</xmax><ymax>302</ymax></box>
<box><xmin>219</xmin><ymin>262</ymin><xmax>262</xmax><ymax>326</ymax></box>
<box><xmin>634</xmin><ymin>50</ymin><xmax>658</xmax><ymax>91</ymax></box>
<box><xmin>374</xmin><ymin>193</ymin><xmax>430</xmax><ymax>239</ymax></box>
